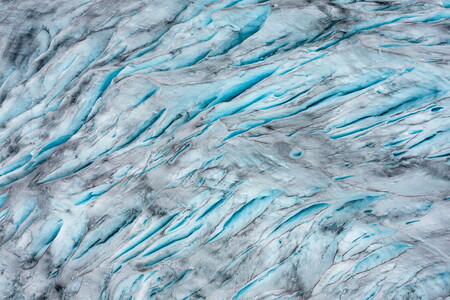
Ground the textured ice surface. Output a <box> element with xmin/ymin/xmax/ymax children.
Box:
<box><xmin>0</xmin><ymin>0</ymin><xmax>449</xmax><ymax>299</ymax></box>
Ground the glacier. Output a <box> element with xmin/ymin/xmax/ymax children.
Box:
<box><xmin>0</xmin><ymin>0</ymin><xmax>449</xmax><ymax>299</ymax></box>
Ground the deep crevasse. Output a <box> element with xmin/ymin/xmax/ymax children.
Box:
<box><xmin>0</xmin><ymin>0</ymin><xmax>449</xmax><ymax>299</ymax></box>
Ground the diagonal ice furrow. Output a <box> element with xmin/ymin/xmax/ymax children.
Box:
<box><xmin>0</xmin><ymin>0</ymin><xmax>449</xmax><ymax>299</ymax></box>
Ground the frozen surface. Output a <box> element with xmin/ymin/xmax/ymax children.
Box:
<box><xmin>0</xmin><ymin>0</ymin><xmax>449</xmax><ymax>299</ymax></box>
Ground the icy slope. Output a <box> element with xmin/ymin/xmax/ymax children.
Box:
<box><xmin>0</xmin><ymin>0</ymin><xmax>449</xmax><ymax>299</ymax></box>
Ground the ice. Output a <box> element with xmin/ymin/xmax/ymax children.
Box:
<box><xmin>0</xmin><ymin>0</ymin><xmax>449</xmax><ymax>299</ymax></box>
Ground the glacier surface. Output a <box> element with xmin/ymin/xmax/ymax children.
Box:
<box><xmin>0</xmin><ymin>0</ymin><xmax>449</xmax><ymax>299</ymax></box>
